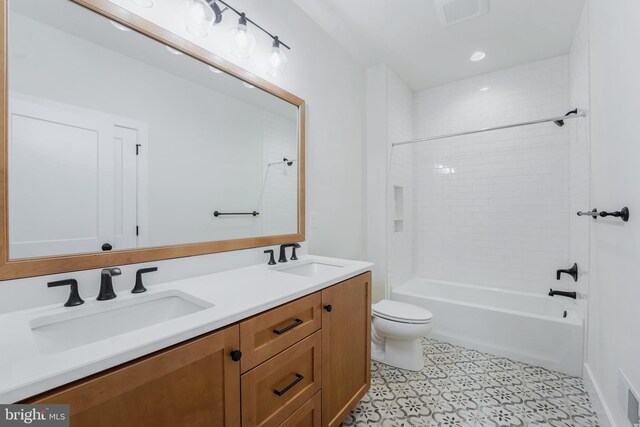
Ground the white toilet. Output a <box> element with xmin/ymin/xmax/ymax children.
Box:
<box><xmin>371</xmin><ymin>299</ymin><xmax>433</xmax><ymax>371</ymax></box>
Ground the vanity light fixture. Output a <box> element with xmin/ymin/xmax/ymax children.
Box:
<box><xmin>229</xmin><ymin>13</ymin><xmax>257</xmax><ymax>59</ymax></box>
<box><xmin>183</xmin><ymin>0</ymin><xmax>291</xmax><ymax>74</ymax></box>
<box><xmin>129</xmin><ymin>0</ymin><xmax>153</xmax><ymax>8</ymax></box>
<box><xmin>109</xmin><ymin>20</ymin><xmax>131</xmax><ymax>32</ymax></box>
<box><xmin>470</xmin><ymin>51</ymin><xmax>486</xmax><ymax>61</ymax></box>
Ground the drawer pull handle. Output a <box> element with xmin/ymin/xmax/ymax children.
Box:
<box><xmin>273</xmin><ymin>319</ymin><xmax>303</xmax><ymax>335</ymax></box>
<box><xmin>274</xmin><ymin>373</ymin><xmax>304</xmax><ymax>397</ymax></box>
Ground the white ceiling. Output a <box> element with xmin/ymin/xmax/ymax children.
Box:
<box><xmin>294</xmin><ymin>0</ymin><xmax>585</xmax><ymax>90</ymax></box>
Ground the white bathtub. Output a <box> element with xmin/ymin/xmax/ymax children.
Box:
<box><xmin>392</xmin><ymin>277</ymin><xmax>584</xmax><ymax>376</ymax></box>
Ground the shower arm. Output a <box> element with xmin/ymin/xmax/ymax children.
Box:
<box><xmin>391</xmin><ymin>110</ymin><xmax>587</xmax><ymax>147</ymax></box>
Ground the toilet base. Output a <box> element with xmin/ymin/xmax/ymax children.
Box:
<box><xmin>371</xmin><ymin>337</ymin><xmax>425</xmax><ymax>371</ymax></box>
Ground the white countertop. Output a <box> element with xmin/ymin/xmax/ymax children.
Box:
<box><xmin>0</xmin><ymin>255</ymin><xmax>373</xmax><ymax>403</ymax></box>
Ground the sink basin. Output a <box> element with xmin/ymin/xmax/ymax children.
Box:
<box><xmin>275</xmin><ymin>261</ymin><xmax>344</xmax><ymax>277</ymax></box>
<box><xmin>30</xmin><ymin>291</ymin><xmax>213</xmax><ymax>355</ymax></box>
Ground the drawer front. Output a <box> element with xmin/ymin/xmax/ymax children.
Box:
<box><xmin>240</xmin><ymin>292</ymin><xmax>321</xmax><ymax>373</ymax></box>
<box><xmin>241</xmin><ymin>331</ymin><xmax>321</xmax><ymax>427</ymax></box>
<box><xmin>279</xmin><ymin>392</ymin><xmax>321</xmax><ymax>427</ymax></box>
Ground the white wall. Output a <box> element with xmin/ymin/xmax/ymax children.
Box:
<box><xmin>387</xmin><ymin>70</ymin><xmax>414</xmax><ymax>290</ymax></box>
<box><xmin>585</xmin><ymin>0</ymin><xmax>640</xmax><ymax>425</ymax></box>
<box><xmin>409</xmin><ymin>57</ymin><xmax>572</xmax><ymax>294</ymax></box>
<box><xmin>0</xmin><ymin>0</ymin><xmax>365</xmax><ymax>309</ymax></box>
<box><xmin>365</xmin><ymin>64</ymin><xmax>389</xmax><ymax>302</ymax></box>
<box><xmin>365</xmin><ymin>64</ymin><xmax>413</xmax><ymax>302</ymax></box>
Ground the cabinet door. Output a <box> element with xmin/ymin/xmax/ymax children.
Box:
<box><xmin>321</xmin><ymin>272</ymin><xmax>372</xmax><ymax>427</ymax></box>
<box><xmin>28</xmin><ymin>326</ymin><xmax>241</xmax><ymax>427</ymax></box>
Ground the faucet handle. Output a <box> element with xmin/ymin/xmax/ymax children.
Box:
<box><xmin>48</xmin><ymin>279</ymin><xmax>84</xmax><ymax>307</ymax></box>
<box><xmin>264</xmin><ymin>250</ymin><xmax>276</xmax><ymax>265</ymax></box>
<box><xmin>133</xmin><ymin>267</ymin><xmax>157</xmax><ymax>293</ymax></box>
<box><xmin>290</xmin><ymin>243</ymin><xmax>301</xmax><ymax>261</ymax></box>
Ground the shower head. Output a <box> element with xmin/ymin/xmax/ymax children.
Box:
<box><xmin>554</xmin><ymin>108</ymin><xmax>579</xmax><ymax>127</ymax></box>
<box><xmin>283</xmin><ymin>157</ymin><xmax>293</xmax><ymax>166</ymax></box>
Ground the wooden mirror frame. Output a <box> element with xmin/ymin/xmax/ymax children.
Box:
<box><xmin>0</xmin><ymin>0</ymin><xmax>305</xmax><ymax>280</ymax></box>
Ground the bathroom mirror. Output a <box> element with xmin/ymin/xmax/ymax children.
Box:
<box><xmin>0</xmin><ymin>0</ymin><xmax>305</xmax><ymax>279</ymax></box>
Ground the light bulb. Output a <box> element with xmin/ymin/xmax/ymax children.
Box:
<box><xmin>129</xmin><ymin>0</ymin><xmax>153</xmax><ymax>8</ymax></box>
<box><xmin>267</xmin><ymin>38</ymin><xmax>288</xmax><ymax>77</ymax></box>
<box><xmin>184</xmin><ymin>0</ymin><xmax>215</xmax><ymax>38</ymax></box>
<box><xmin>470</xmin><ymin>51</ymin><xmax>486</xmax><ymax>61</ymax></box>
<box><xmin>109</xmin><ymin>20</ymin><xmax>131</xmax><ymax>32</ymax></box>
<box><xmin>229</xmin><ymin>14</ymin><xmax>256</xmax><ymax>59</ymax></box>
<box><xmin>166</xmin><ymin>46</ymin><xmax>183</xmax><ymax>55</ymax></box>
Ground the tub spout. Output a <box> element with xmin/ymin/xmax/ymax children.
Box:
<box><xmin>548</xmin><ymin>289</ymin><xmax>577</xmax><ymax>299</ymax></box>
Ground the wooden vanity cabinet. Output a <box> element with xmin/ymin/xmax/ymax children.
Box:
<box><xmin>27</xmin><ymin>325</ymin><xmax>241</xmax><ymax>427</ymax></box>
<box><xmin>25</xmin><ymin>272</ymin><xmax>372</xmax><ymax>427</ymax></box>
<box><xmin>321</xmin><ymin>272</ymin><xmax>372</xmax><ymax>427</ymax></box>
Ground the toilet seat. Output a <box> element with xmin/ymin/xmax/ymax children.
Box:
<box><xmin>372</xmin><ymin>300</ymin><xmax>433</xmax><ymax>325</ymax></box>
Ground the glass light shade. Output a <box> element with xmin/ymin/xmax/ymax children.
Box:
<box><xmin>129</xmin><ymin>0</ymin><xmax>153</xmax><ymax>8</ymax></box>
<box><xmin>109</xmin><ymin>20</ymin><xmax>131</xmax><ymax>32</ymax></box>
<box><xmin>184</xmin><ymin>0</ymin><xmax>214</xmax><ymax>38</ymax></box>
<box><xmin>267</xmin><ymin>44</ymin><xmax>288</xmax><ymax>77</ymax></box>
<box><xmin>230</xmin><ymin>21</ymin><xmax>256</xmax><ymax>59</ymax></box>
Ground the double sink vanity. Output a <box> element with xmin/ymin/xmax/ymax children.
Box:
<box><xmin>0</xmin><ymin>0</ymin><xmax>373</xmax><ymax>425</ymax></box>
<box><xmin>1</xmin><ymin>254</ymin><xmax>373</xmax><ymax>426</ymax></box>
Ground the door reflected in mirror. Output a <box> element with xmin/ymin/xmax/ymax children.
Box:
<box><xmin>7</xmin><ymin>0</ymin><xmax>300</xmax><ymax>260</ymax></box>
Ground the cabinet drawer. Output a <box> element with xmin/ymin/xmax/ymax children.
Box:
<box><xmin>279</xmin><ymin>392</ymin><xmax>321</xmax><ymax>427</ymax></box>
<box><xmin>240</xmin><ymin>292</ymin><xmax>321</xmax><ymax>373</ymax></box>
<box><xmin>241</xmin><ymin>331</ymin><xmax>321</xmax><ymax>427</ymax></box>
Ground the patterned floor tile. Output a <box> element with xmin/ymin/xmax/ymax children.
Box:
<box><xmin>341</xmin><ymin>338</ymin><xmax>599</xmax><ymax>427</ymax></box>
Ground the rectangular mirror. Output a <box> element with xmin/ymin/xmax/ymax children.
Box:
<box><xmin>0</xmin><ymin>0</ymin><xmax>305</xmax><ymax>278</ymax></box>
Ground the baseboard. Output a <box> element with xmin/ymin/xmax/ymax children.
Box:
<box><xmin>584</xmin><ymin>363</ymin><xmax>617</xmax><ymax>427</ymax></box>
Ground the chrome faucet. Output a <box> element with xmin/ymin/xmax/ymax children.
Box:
<box><xmin>97</xmin><ymin>268</ymin><xmax>121</xmax><ymax>301</ymax></box>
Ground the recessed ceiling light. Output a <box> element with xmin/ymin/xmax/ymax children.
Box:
<box><xmin>109</xmin><ymin>20</ymin><xmax>131</xmax><ymax>32</ymax></box>
<box><xmin>243</xmin><ymin>82</ymin><xmax>255</xmax><ymax>89</ymax></box>
<box><xmin>470</xmin><ymin>51</ymin><xmax>486</xmax><ymax>62</ymax></box>
<box><xmin>129</xmin><ymin>0</ymin><xmax>153</xmax><ymax>7</ymax></box>
<box><xmin>166</xmin><ymin>46</ymin><xmax>183</xmax><ymax>55</ymax></box>
<box><xmin>208</xmin><ymin>66</ymin><xmax>223</xmax><ymax>74</ymax></box>
<box><xmin>479</xmin><ymin>86</ymin><xmax>490</xmax><ymax>92</ymax></box>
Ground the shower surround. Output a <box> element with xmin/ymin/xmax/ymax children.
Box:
<box><xmin>380</xmin><ymin>52</ymin><xmax>590</xmax><ymax>373</ymax></box>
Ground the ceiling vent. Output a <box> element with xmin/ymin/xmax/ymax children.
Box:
<box><xmin>434</xmin><ymin>0</ymin><xmax>489</xmax><ymax>27</ymax></box>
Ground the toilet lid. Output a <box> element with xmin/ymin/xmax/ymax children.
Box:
<box><xmin>372</xmin><ymin>300</ymin><xmax>433</xmax><ymax>324</ymax></box>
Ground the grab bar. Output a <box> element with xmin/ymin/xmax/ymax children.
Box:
<box><xmin>214</xmin><ymin>211</ymin><xmax>259</xmax><ymax>217</ymax></box>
